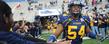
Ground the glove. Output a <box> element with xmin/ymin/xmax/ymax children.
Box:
<box><xmin>47</xmin><ymin>34</ymin><xmax>56</xmax><ymax>43</ymax></box>
<box><xmin>87</xmin><ymin>32</ymin><xmax>96</xmax><ymax>39</ymax></box>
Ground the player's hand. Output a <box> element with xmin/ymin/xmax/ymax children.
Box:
<box><xmin>56</xmin><ymin>40</ymin><xmax>72</xmax><ymax>44</ymax></box>
<box><xmin>47</xmin><ymin>35</ymin><xmax>56</xmax><ymax>43</ymax></box>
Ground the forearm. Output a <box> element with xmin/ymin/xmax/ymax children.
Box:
<box><xmin>48</xmin><ymin>24</ymin><xmax>63</xmax><ymax>42</ymax></box>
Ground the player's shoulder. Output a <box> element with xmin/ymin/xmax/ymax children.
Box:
<box><xmin>82</xmin><ymin>15</ymin><xmax>90</xmax><ymax>19</ymax></box>
<box><xmin>59</xmin><ymin>15</ymin><xmax>71</xmax><ymax>21</ymax></box>
<box><xmin>60</xmin><ymin>15</ymin><xmax>69</xmax><ymax>19</ymax></box>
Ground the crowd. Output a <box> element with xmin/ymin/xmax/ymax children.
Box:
<box><xmin>27</xmin><ymin>0</ymin><xmax>109</xmax><ymax>41</ymax></box>
<box><xmin>0</xmin><ymin>0</ymin><xmax>109</xmax><ymax>44</ymax></box>
<box><xmin>12</xmin><ymin>20</ymin><xmax>42</xmax><ymax>38</ymax></box>
<box><xmin>0</xmin><ymin>0</ymin><xmax>49</xmax><ymax>44</ymax></box>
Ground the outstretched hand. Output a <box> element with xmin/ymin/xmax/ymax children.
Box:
<box><xmin>56</xmin><ymin>40</ymin><xmax>72</xmax><ymax>44</ymax></box>
<box><xmin>47</xmin><ymin>40</ymin><xmax>72</xmax><ymax>44</ymax></box>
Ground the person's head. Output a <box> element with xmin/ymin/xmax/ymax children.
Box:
<box><xmin>13</xmin><ymin>21</ymin><xmax>19</xmax><ymax>27</ymax></box>
<box><xmin>107</xmin><ymin>12</ymin><xmax>109</xmax><ymax>16</ymax></box>
<box><xmin>99</xmin><ymin>14</ymin><xmax>103</xmax><ymax>19</ymax></box>
<box><xmin>0</xmin><ymin>0</ymin><xmax>13</xmax><ymax>31</ymax></box>
<box><xmin>68</xmin><ymin>1</ymin><xmax>84</xmax><ymax>18</ymax></box>
<box><xmin>93</xmin><ymin>12</ymin><xmax>97</xmax><ymax>18</ymax></box>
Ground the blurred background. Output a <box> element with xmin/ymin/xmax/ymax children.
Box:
<box><xmin>3</xmin><ymin>0</ymin><xmax>109</xmax><ymax>44</ymax></box>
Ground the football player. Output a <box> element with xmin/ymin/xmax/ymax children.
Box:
<box><xmin>47</xmin><ymin>1</ymin><xmax>96</xmax><ymax>44</ymax></box>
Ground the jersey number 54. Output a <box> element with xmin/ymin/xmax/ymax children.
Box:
<box><xmin>68</xmin><ymin>25</ymin><xmax>85</xmax><ymax>39</ymax></box>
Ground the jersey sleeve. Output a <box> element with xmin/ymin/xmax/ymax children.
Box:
<box><xmin>57</xmin><ymin>15</ymin><xmax>68</xmax><ymax>24</ymax></box>
<box><xmin>57</xmin><ymin>16</ymin><xmax>64</xmax><ymax>24</ymax></box>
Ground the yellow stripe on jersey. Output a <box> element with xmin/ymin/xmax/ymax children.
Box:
<box><xmin>90</xmin><ymin>21</ymin><xmax>94</xmax><ymax>26</ymax></box>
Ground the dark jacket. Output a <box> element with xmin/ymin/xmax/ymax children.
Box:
<box><xmin>0</xmin><ymin>31</ymin><xmax>35</xmax><ymax>44</ymax></box>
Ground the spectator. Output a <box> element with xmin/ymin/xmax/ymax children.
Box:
<box><xmin>91</xmin><ymin>12</ymin><xmax>99</xmax><ymax>35</ymax></box>
<box><xmin>12</xmin><ymin>21</ymin><xmax>19</xmax><ymax>32</ymax></box>
<box><xmin>98</xmin><ymin>14</ymin><xmax>106</xmax><ymax>38</ymax></box>
<box><xmin>106</xmin><ymin>12</ymin><xmax>109</xmax><ymax>35</ymax></box>
<box><xmin>29</xmin><ymin>22</ymin><xmax>37</xmax><ymax>38</ymax></box>
<box><xmin>0</xmin><ymin>0</ymin><xmax>36</xmax><ymax>44</ymax></box>
<box><xmin>0</xmin><ymin>0</ymin><xmax>47</xmax><ymax>44</ymax></box>
<box><xmin>16</xmin><ymin>21</ymin><xmax>29</xmax><ymax>36</ymax></box>
<box><xmin>33</xmin><ymin>20</ymin><xmax>40</xmax><ymax>37</ymax></box>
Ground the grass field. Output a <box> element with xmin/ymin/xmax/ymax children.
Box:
<box><xmin>41</xmin><ymin>32</ymin><xmax>109</xmax><ymax>44</ymax></box>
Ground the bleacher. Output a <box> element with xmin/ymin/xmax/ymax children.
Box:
<box><xmin>4</xmin><ymin>0</ymin><xmax>25</xmax><ymax>2</ymax></box>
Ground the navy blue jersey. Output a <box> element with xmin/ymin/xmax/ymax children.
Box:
<box><xmin>58</xmin><ymin>15</ymin><xmax>69</xmax><ymax>24</ymax></box>
<box><xmin>58</xmin><ymin>16</ymin><xmax>88</xmax><ymax>44</ymax></box>
<box><xmin>82</xmin><ymin>16</ymin><xmax>90</xmax><ymax>24</ymax></box>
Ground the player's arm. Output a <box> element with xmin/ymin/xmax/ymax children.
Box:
<box><xmin>85</xmin><ymin>26</ymin><xmax>96</xmax><ymax>39</ymax></box>
<box><xmin>54</xmin><ymin>24</ymin><xmax>63</xmax><ymax>37</ymax></box>
<box><xmin>47</xmin><ymin>24</ymin><xmax>63</xmax><ymax>42</ymax></box>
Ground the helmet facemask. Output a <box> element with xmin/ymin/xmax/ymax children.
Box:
<box><xmin>69</xmin><ymin>5</ymin><xmax>82</xmax><ymax>18</ymax></box>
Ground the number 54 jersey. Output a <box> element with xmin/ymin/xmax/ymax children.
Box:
<box><xmin>62</xmin><ymin>18</ymin><xmax>88</xmax><ymax>44</ymax></box>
